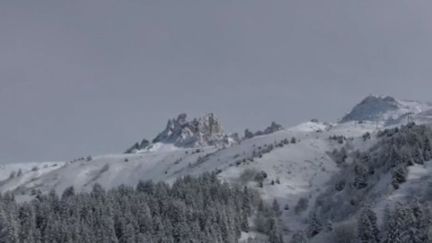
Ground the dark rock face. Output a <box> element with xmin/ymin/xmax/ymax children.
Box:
<box><xmin>152</xmin><ymin>113</ymin><xmax>227</xmax><ymax>147</ymax></box>
<box><xmin>341</xmin><ymin>95</ymin><xmax>399</xmax><ymax>123</ymax></box>
<box><xmin>264</xmin><ymin>122</ymin><xmax>284</xmax><ymax>134</ymax></box>
<box><xmin>125</xmin><ymin>113</ymin><xmax>235</xmax><ymax>153</ymax></box>
<box><xmin>243</xmin><ymin>121</ymin><xmax>284</xmax><ymax>140</ymax></box>
<box><xmin>125</xmin><ymin>139</ymin><xmax>150</xmax><ymax>154</ymax></box>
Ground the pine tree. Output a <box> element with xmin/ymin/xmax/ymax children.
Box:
<box><xmin>272</xmin><ymin>199</ymin><xmax>281</xmax><ymax>216</ymax></box>
<box><xmin>383</xmin><ymin>204</ymin><xmax>416</xmax><ymax>243</ymax></box>
<box><xmin>0</xmin><ymin>173</ymin><xmax>261</xmax><ymax>243</ymax></box>
<box><xmin>307</xmin><ymin>212</ymin><xmax>323</xmax><ymax>238</ymax></box>
<box><xmin>392</xmin><ymin>165</ymin><xmax>408</xmax><ymax>189</ymax></box>
<box><xmin>268</xmin><ymin>217</ymin><xmax>283</xmax><ymax>243</ymax></box>
<box><xmin>18</xmin><ymin>203</ymin><xmax>37</xmax><ymax>243</ymax></box>
<box><xmin>0</xmin><ymin>207</ymin><xmax>18</xmax><ymax>243</ymax></box>
<box><xmin>357</xmin><ymin>208</ymin><xmax>380</xmax><ymax>243</ymax></box>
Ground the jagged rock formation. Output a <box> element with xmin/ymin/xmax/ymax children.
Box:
<box><xmin>243</xmin><ymin>121</ymin><xmax>284</xmax><ymax>139</ymax></box>
<box><xmin>125</xmin><ymin>139</ymin><xmax>150</xmax><ymax>154</ymax></box>
<box><xmin>152</xmin><ymin>113</ymin><xmax>228</xmax><ymax>147</ymax></box>
<box><xmin>125</xmin><ymin>113</ymin><xmax>236</xmax><ymax>152</ymax></box>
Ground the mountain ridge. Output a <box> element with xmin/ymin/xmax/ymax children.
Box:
<box><xmin>341</xmin><ymin>95</ymin><xmax>432</xmax><ymax>125</ymax></box>
<box><xmin>3</xmin><ymin>94</ymin><xmax>432</xmax><ymax>242</ymax></box>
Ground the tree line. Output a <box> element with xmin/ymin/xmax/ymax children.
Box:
<box><xmin>0</xmin><ymin>173</ymin><xmax>281</xmax><ymax>243</ymax></box>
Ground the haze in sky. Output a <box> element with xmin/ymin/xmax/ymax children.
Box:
<box><xmin>1</xmin><ymin>0</ymin><xmax>432</xmax><ymax>163</ymax></box>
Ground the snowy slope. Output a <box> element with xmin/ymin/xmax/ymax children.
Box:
<box><xmin>0</xmin><ymin>119</ymin><xmax>376</xmax><ymax>240</ymax></box>
<box><xmin>2</xmin><ymin>95</ymin><xmax>432</xmax><ymax>241</ymax></box>
<box><xmin>0</xmin><ymin>161</ymin><xmax>66</xmax><ymax>192</ymax></box>
<box><xmin>0</xmin><ymin>120</ymin><xmax>364</xmax><ymax>198</ymax></box>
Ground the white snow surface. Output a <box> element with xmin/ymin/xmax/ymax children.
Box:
<box><xmin>0</xmin><ymin>119</ymin><xmax>378</xmax><ymax>239</ymax></box>
<box><xmin>3</xmin><ymin>96</ymin><xmax>432</xmax><ymax>240</ymax></box>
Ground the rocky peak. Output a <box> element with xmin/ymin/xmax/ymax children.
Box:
<box><xmin>340</xmin><ymin>95</ymin><xmax>432</xmax><ymax>126</ymax></box>
<box><xmin>125</xmin><ymin>139</ymin><xmax>150</xmax><ymax>154</ymax></box>
<box><xmin>341</xmin><ymin>95</ymin><xmax>400</xmax><ymax>123</ymax></box>
<box><xmin>152</xmin><ymin>113</ymin><xmax>227</xmax><ymax>147</ymax></box>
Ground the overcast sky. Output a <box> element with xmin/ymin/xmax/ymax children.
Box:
<box><xmin>1</xmin><ymin>0</ymin><xmax>432</xmax><ymax>163</ymax></box>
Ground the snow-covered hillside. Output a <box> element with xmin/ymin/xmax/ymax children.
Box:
<box><xmin>1</xmin><ymin>121</ymin><xmax>343</xmax><ymax>196</ymax></box>
<box><xmin>2</xmin><ymin>95</ymin><xmax>432</xmax><ymax>242</ymax></box>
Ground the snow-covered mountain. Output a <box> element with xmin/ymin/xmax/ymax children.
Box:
<box><xmin>2</xmin><ymin>95</ymin><xmax>432</xmax><ymax>242</ymax></box>
<box><xmin>153</xmin><ymin>113</ymin><xmax>229</xmax><ymax>147</ymax></box>
<box><xmin>125</xmin><ymin>113</ymin><xmax>237</xmax><ymax>154</ymax></box>
<box><xmin>341</xmin><ymin>95</ymin><xmax>432</xmax><ymax>126</ymax></box>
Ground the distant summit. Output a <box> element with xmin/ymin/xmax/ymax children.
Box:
<box><xmin>124</xmin><ymin>95</ymin><xmax>432</xmax><ymax>154</ymax></box>
<box><xmin>341</xmin><ymin>95</ymin><xmax>432</xmax><ymax>125</ymax></box>
<box><xmin>126</xmin><ymin>113</ymin><xmax>235</xmax><ymax>153</ymax></box>
<box><xmin>152</xmin><ymin>113</ymin><xmax>228</xmax><ymax>147</ymax></box>
<box><xmin>341</xmin><ymin>95</ymin><xmax>399</xmax><ymax>123</ymax></box>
